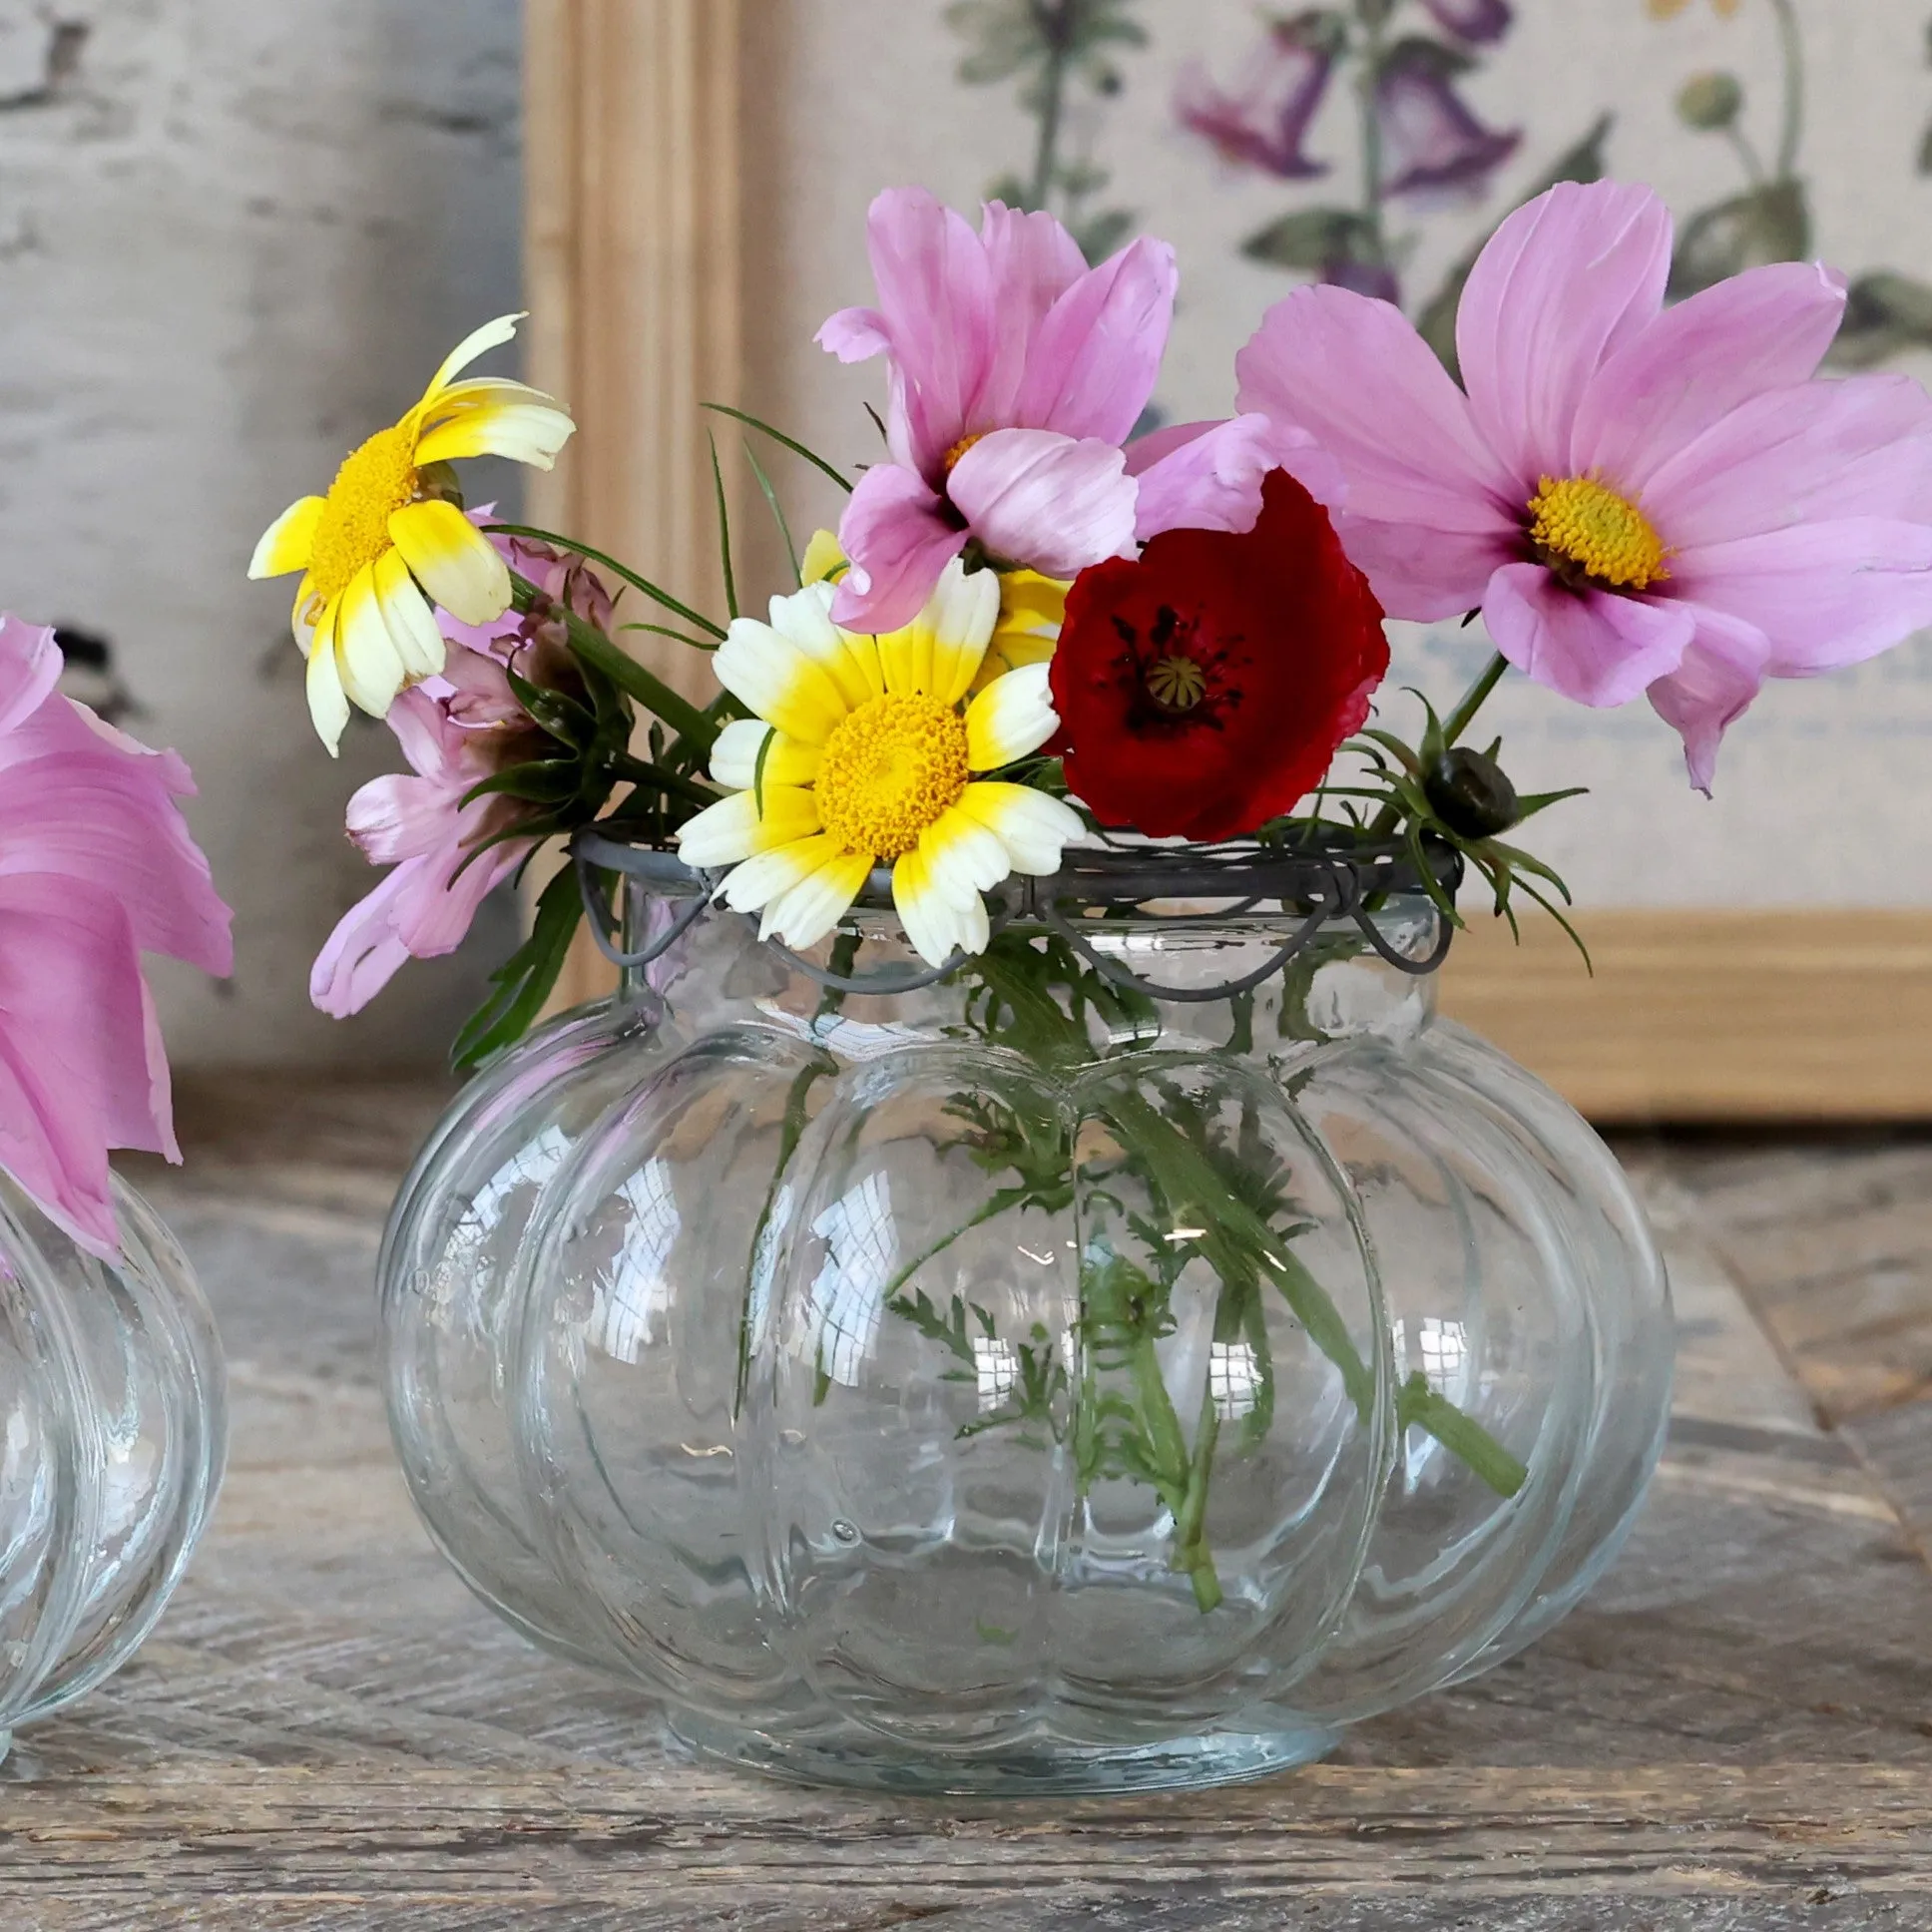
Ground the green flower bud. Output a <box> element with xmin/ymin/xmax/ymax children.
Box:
<box><xmin>1677</xmin><ymin>71</ymin><xmax>1743</xmax><ymax>132</ymax></box>
<box><xmin>1424</xmin><ymin>747</ymin><xmax>1521</xmax><ymax>840</ymax></box>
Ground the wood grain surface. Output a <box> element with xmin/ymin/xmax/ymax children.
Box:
<box><xmin>3</xmin><ymin>1079</ymin><xmax>1931</xmax><ymax>1926</ymax></box>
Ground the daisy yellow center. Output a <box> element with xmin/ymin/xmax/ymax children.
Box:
<box><xmin>1147</xmin><ymin>655</ymin><xmax>1207</xmax><ymax>711</ymax></box>
<box><xmin>307</xmin><ymin>424</ymin><xmax>420</xmax><ymax>605</ymax></box>
<box><xmin>1527</xmin><ymin>474</ymin><xmax>1670</xmax><ymax>592</ymax></box>
<box><xmin>942</xmin><ymin>432</ymin><xmax>986</xmax><ymax>476</ymax></box>
<box><xmin>815</xmin><ymin>692</ymin><xmax>970</xmax><ymax>860</ymax></box>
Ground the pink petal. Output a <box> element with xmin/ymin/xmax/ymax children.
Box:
<box><xmin>1236</xmin><ymin>284</ymin><xmax>1520</xmax><ymax>617</ymax></box>
<box><xmin>829</xmin><ymin>463</ymin><xmax>970</xmax><ymax>634</ymax></box>
<box><xmin>1669</xmin><ymin>517</ymin><xmax>1932</xmax><ymax>675</ymax></box>
<box><xmin>1644</xmin><ymin>373</ymin><xmax>1932</xmax><ymax>550</ymax></box>
<box><xmin>1456</xmin><ymin>182</ymin><xmax>1673</xmax><ymax>484</ymax></box>
<box><xmin>1483</xmin><ymin>562</ymin><xmax>1694</xmax><ymax>707</ymax></box>
<box><xmin>344</xmin><ymin>772</ymin><xmax>455</xmax><ymax>865</ymax></box>
<box><xmin>1130</xmin><ymin>414</ymin><xmax>1338</xmax><ymax>539</ymax></box>
<box><xmin>946</xmin><ymin>428</ymin><xmax>1138</xmax><ymax>578</ymax></box>
<box><xmin>979</xmin><ymin>201</ymin><xmax>1089</xmax><ymax>418</ymax></box>
<box><xmin>0</xmin><ymin>880</ymin><xmax>160</xmax><ymax>1257</ymax></box>
<box><xmin>309</xmin><ymin>865</ymin><xmax>417</xmax><ymax>1018</ymax></box>
<box><xmin>1570</xmin><ymin>261</ymin><xmax>1848</xmax><ymax>491</ymax></box>
<box><xmin>817</xmin><ymin>305</ymin><xmax>892</xmax><ymax>363</ymax></box>
<box><xmin>1645</xmin><ymin>605</ymin><xmax>1770</xmax><ymax>793</ymax></box>
<box><xmin>0</xmin><ymin>615</ymin><xmax>63</xmax><ymax>736</ymax></box>
<box><xmin>392</xmin><ymin>832</ymin><xmax>524</xmax><ymax>958</ymax></box>
<box><xmin>437</xmin><ymin>646</ymin><xmax>529</xmax><ymax>727</ymax></box>
<box><xmin>1010</xmin><ymin>237</ymin><xmax>1178</xmax><ymax>445</ymax></box>
<box><xmin>836</xmin><ymin>187</ymin><xmax>997</xmax><ymax>476</ymax></box>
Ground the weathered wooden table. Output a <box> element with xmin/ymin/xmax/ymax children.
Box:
<box><xmin>5</xmin><ymin>1076</ymin><xmax>1932</xmax><ymax>1927</ymax></box>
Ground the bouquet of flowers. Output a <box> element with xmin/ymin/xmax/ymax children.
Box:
<box><xmin>255</xmin><ymin>180</ymin><xmax>1932</xmax><ymax>1610</ymax></box>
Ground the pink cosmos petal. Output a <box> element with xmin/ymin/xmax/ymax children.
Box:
<box><xmin>1483</xmin><ymin>561</ymin><xmax>1694</xmax><ymax>707</ymax></box>
<box><xmin>0</xmin><ymin>617</ymin><xmax>63</xmax><ymax>736</ymax></box>
<box><xmin>980</xmin><ymin>201</ymin><xmax>1089</xmax><ymax>418</ymax></box>
<box><xmin>1129</xmin><ymin>415</ymin><xmax>1342</xmax><ymax>539</ymax></box>
<box><xmin>435</xmin><ymin>647</ymin><xmax>528</xmax><ymax>727</ymax></box>
<box><xmin>946</xmin><ymin>428</ymin><xmax>1138</xmax><ymax>578</ymax></box>
<box><xmin>1455</xmin><ymin>181</ymin><xmax>1672</xmax><ymax>483</ymax></box>
<box><xmin>1669</xmin><ymin>517</ymin><xmax>1932</xmax><ymax>675</ymax></box>
<box><xmin>393</xmin><ymin>838</ymin><xmax>522</xmax><ymax>958</ymax></box>
<box><xmin>310</xmin><ymin>865</ymin><xmax>418</xmax><ymax>1019</ymax></box>
<box><xmin>1646</xmin><ymin>605</ymin><xmax>1771</xmax><ymax>793</ymax></box>
<box><xmin>1570</xmin><ymin>261</ymin><xmax>1848</xmax><ymax>490</ymax></box>
<box><xmin>1644</xmin><ymin>373</ymin><xmax>1932</xmax><ymax>550</ymax></box>
<box><xmin>839</xmin><ymin>187</ymin><xmax>997</xmax><ymax>475</ymax></box>
<box><xmin>1011</xmin><ymin>237</ymin><xmax>1178</xmax><ymax>446</ymax></box>
<box><xmin>345</xmin><ymin>773</ymin><xmax>452</xmax><ymax>866</ymax></box>
<box><xmin>1236</xmin><ymin>284</ymin><xmax>1519</xmax><ymax>616</ymax></box>
<box><xmin>817</xmin><ymin>305</ymin><xmax>892</xmax><ymax>363</ymax></box>
<box><xmin>829</xmin><ymin>463</ymin><xmax>971</xmax><ymax>634</ymax></box>
<box><xmin>0</xmin><ymin>881</ymin><xmax>157</xmax><ymax>1258</ymax></box>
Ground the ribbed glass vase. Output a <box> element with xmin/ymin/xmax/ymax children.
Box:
<box><xmin>379</xmin><ymin>851</ymin><xmax>1670</xmax><ymax>1795</ymax></box>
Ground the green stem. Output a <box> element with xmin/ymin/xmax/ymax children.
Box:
<box><xmin>1723</xmin><ymin>122</ymin><xmax>1767</xmax><ymax>188</ymax></box>
<box><xmin>1398</xmin><ymin>1372</ymin><xmax>1528</xmax><ymax>1497</ymax></box>
<box><xmin>1175</xmin><ymin>1399</ymin><xmax>1224</xmax><ymax>1613</ymax></box>
<box><xmin>1766</xmin><ymin>0</ymin><xmax>1804</xmax><ymax>182</ymax></box>
<box><xmin>511</xmin><ymin>573</ymin><xmax>718</xmax><ymax>757</ymax></box>
<box><xmin>1026</xmin><ymin>0</ymin><xmax>1075</xmax><ymax>211</ymax></box>
<box><xmin>608</xmin><ymin>752</ymin><xmax>717</xmax><ymax>810</ymax></box>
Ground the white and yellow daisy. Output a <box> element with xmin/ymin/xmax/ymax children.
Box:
<box><xmin>677</xmin><ymin>560</ymin><xmax>1086</xmax><ymax>968</ymax></box>
<box><xmin>247</xmin><ymin>314</ymin><xmax>574</xmax><ymax>754</ymax></box>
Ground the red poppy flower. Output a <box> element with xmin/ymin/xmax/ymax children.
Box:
<box><xmin>1050</xmin><ymin>468</ymin><xmax>1389</xmax><ymax>841</ymax></box>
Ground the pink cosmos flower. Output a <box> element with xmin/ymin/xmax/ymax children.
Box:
<box><xmin>0</xmin><ymin>615</ymin><xmax>232</xmax><ymax>1257</ymax></box>
<box><xmin>1236</xmin><ymin>181</ymin><xmax>1932</xmax><ymax>786</ymax></box>
<box><xmin>819</xmin><ymin>189</ymin><xmax>1295</xmax><ymax>634</ymax></box>
<box><xmin>310</xmin><ymin>654</ymin><xmax>548</xmax><ymax>1019</ymax></box>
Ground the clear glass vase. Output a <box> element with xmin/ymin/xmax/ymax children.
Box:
<box><xmin>0</xmin><ymin>1173</ymin><xmax>227</xmax><ymax>1761</ymax></box>
<box><xmin>379</xmin><ymin>857</ymin><xmax>1671</xmax><ymax>1795</ymax></box>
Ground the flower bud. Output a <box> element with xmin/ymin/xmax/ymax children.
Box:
<box><xmin>1677</xmin><ymin>71</ymin><xmax>1743</xmax><ymax>131</ymax></box>
<box><xmin>1424</xmin><ymin>746</ymin><xmax>1520</xmax><ymax>839</ymax></box>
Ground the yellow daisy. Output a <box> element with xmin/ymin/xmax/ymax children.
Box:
<box><xmin>798</xmin><ymin>529</ymin><xmax>1068</xmax><ymax>696</ymax></box>
<box><xmin>677</xmin><ymin>560</ymin><xmax>1086</xmax><ymax>968</ymax></box>
<box><xmin>247</xmin><ymin>314</ymin><xmax>575</xmax><ymax>754</ymax></box>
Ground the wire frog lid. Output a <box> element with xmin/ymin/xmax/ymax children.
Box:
<box><xmin>571</xmin><ymin>825</ymin><xmax>1462</xmax><ymax>1004</ymax></box>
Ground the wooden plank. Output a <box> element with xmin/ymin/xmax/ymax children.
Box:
<box><xmin>1441</xmin><ymin>909</ymin><xmax>1932</xmax><ymax>1123</ymax></box>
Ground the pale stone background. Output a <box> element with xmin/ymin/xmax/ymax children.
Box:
<box><xmin>0</xmin><ymin>0</ymin><xmax>521</xmax><ymax>1067</ymax></box>
<box><xmin>742</xmin><ymin>0</ymin><xmax>1932</xmax><ymax>910</ymax></box>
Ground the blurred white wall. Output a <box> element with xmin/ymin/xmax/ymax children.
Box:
<box><xmin>0</xmin><ymin>0</ymin><xmax>522</xmax><ymax>1066</ymax></box>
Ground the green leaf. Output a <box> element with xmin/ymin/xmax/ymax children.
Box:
<box><xmin>488</xmin><ymin>524</ymin><xmax>726</xmax><ymax>641</ymax></box>
<box><xmin>701</xmin><ymin>403</ymin><xmax>854</xmax><ymax>495</ymax></box>
<box><xmin>708</xmin><ymin>431</ymin><xmax>739</xmax><ymax>622</ymax></box>
<box><xmin>1241</xmin><ymin>207</ymin><xmax>1380</xmax><ymax>272</ymax></box>
<box><xmin>451</xmin><ymin>866</ymin><xmax>585</xmax><ymax>1071</ymax></box>
<box><xmin>1668</xmin><ymin>179</ymin><xmax>1811</xmax><ymax>300</ymax></box>
<box><xmin>459</xmin><ymin>760</ymin><xmax>585</xmax><ymax>809</ymax></box>
<box><xmin>743</xmin><ymin>439</ymin><xmax>802</xmax><ymax>588</ymax></box>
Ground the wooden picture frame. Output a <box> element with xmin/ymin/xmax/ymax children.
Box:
<box><xmin>518</xmin><ymin>6</ymin><xmax>1927</xmax><ymax>1124</ymax></box>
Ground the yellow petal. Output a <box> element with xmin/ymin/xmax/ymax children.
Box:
<box><xmin>956</xmin><ymin>781</ymin><xmax>1086</xmax><ymax>875</ymax></box>
<box><xmin>414</xmin><ymin>399</ymin><xmax>577</xmax><ymax>471</ymax></box>
<box><xmin>388</xmin><ymin>500</ymin><xmax>513</xmax><ymax>626</ymax></box>
<box><xmin>761</xmin><ymin>844</ymin><xmax>873</xmax><ymax>951</ymax></box>
<box><xmin>676</xmin><ymin>784</ymin><xmax>821</xmax><ymax>868</ymax></box>
<box><xmin>335</xmin><ymin>565</ymin><xmax>408</xmax><ymax>718</ymax></box>
<box><xmin>709</xmin><ymin>719</ymin><xmax>822</xmax><ymax>791</ymax></box>
<box><xmin>714</xmin><ymin>616</ymin><xmax>852</xmax><ymax>745</ymax></box>
<box><xmin>421</xmin><ymin>313</ymin><xmax>525</xmax><ymax>401</ymax></box>
<box><xmin>965</xmin><ymin>662</ymin><xmax>1058</xmax><ymax>770</ymax></box>
<box><xmin>305</xmin><ymin>600</ymin><xmax>350</xmax><ymax>754</ymax></box>
<box><xmin>800</xmin><ymin>529</ymin><xmax>848</xmax><ymax>586</ymax></box>
<box><xmin>250</xmin><ymin>495</ymin><xmax>325</xmax><ymax>580</ymax></box>
<box><xmin>372</xmin><ymin>548</ymin><xmax>448</xmax><ymax>682</ymax></box>
<box><xmin>919</xmin><ymin>802</ymin><xmax>1012</xmax><ymax>902</ymax></box>
<box><xmin>766</xmin><ymin>582</ymin><xmax>882</xmax><ymax>712</ymax></box>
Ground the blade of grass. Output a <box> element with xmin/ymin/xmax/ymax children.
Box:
<box><xmin>486</xmin><ymin>522</ymin><xmax>726</xmax><ymax>640</ymax></box>
<box><xmin>709</xmin><ymin>431</ymin><xmax>739</xmax><ymax>621</ymax></box>
<box><xmin>702</xmin><ymin>402</ymin><xmax>853</xmax><ymax>494</ymax></box>
<box><xmin>743</xmin><ymin>438</ymin><xmax>802</xmax><ymax>587</ymax></box>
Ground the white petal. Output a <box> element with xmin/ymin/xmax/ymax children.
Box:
<box><xmin>715</xmin><ymin>616</ymin><xmax>850</xmax><ymax>744</ymax></box>
<box><xmin>373</xmin><ymin>549</ymin><xmax>448</xmax><ymax>681</ymax></box>
<box><xmin>676</xmin><ymin>785</ymin><xmax>820</xmax><ymax>868</ymax></box>
<box><xmin>919</xmin><ymin>804</ymin><xmax>1014</xmax><ymax>904</ymax></box>
<box><xmin>305</xmin><ymin>602</ymin><xmax>350</xmax><ymax>754</ymax></box>
<box><xmin>422</xmin><ymin>313</ymin><xmax>525</xmax><ymax>399</ymax></box>
<box><xmin>957</xmin><ymin>781</ymin><xmax>1086</xmax><ymax>874</ymax></box>
<box><xmin>336</xmin><ymin>566</ymin><xmax>408</xmax><ymax>717</ymax></box>
<box><xmin>763</xmin><ymin>846</ymin><xmax>872</xmax><ymax>950</ymax></box>
<box><xmin>722</xmin><ymin>834</ymin><xmax>839</xmax><ymax>921</ymax></box>
<box><xmin>766</xmin><ymin>579</ymin><xmax>882</xmax><ymax>710</ymax></box>
<box><xmin>923</xmin><ymin>558</ymin><xmax>1002</xmax><ymax>707</ymax></box>
<box><xmin>965</xmin><ymin>661</ymin><xmax>1058</xmax><ymax>770</ymax></box>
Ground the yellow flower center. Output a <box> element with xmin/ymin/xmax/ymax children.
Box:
<box><xmin>1526</xmin><ymin>474</ymin><xmax>1671</xmax><ymax>592</ymax></box>
<box><xmin>1146</xmin><ymin>654</ymin><xmax>1208</xmax><ymax>712</ymax></box>
<box><xmin>306</xmin><ymin>424</ymin><xmax>420</xmax><ymax>605</ymax></box>
<box><xmin>942</xmin><ymin>431</ymin><xmax>986</xmax><ymax>476</ymax></box>
<box><xmin>815</xmin><ymin>692</ymin><xmax>970</xmax><ymax>860</ymax></box>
